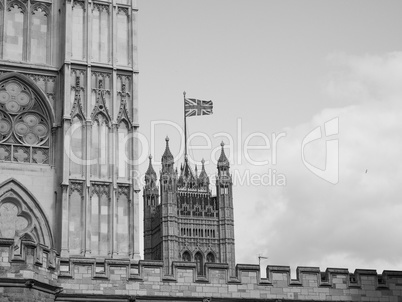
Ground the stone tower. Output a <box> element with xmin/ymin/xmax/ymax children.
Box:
<box><xmin>0</xmin><ymin>0</ymin><xmax>140</xmax><ymax>265</ymax></box>
<box><xmin>143</xmin><ymin>139</ymin><xmax>236</xmax><ymax>276</ymax></box>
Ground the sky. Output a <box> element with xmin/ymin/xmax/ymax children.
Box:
<box><xmin>136</xmin><ymin>0</ymin><xmax>402</xmax><ymax>276</ymax></box>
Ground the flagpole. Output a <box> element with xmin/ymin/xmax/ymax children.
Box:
<box><xmin>183</xmin><ymin>91</ymin><xmax>187</xmax><ymax>158</ymax></box>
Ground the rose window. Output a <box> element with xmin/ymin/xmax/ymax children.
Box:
<box><xmin>0</xmin><ymin>79</ymin><xmax>51</xmax><ymax>164</ymax></box>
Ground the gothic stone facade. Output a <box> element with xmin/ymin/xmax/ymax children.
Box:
<box><xmin>143</xmin><ymin>139</ymin><xmax>236</xmax><ymax>277</ymax></box>
<box><xmin>0</xmin><ymin>0</ymin><xmax>402</xmax><ymax>301</ymax></box>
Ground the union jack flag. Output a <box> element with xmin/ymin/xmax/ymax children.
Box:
<box><xmin>185</xmin><ymin>98</ymin><xmax>213</xmax><ymax>117</ymax></box>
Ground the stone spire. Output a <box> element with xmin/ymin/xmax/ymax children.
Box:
<box><xmin>145</xmin><ymin>155</ymin><xmax>157</xmax><ymax>180</ymax></box>
<box><xmin>162</xmin><ymin>136</ymin><xmax>173</xmax><ymax>162</ymax></box>
<box><xmin>179</xmin><ymin>156</ymin><xmax>196</xmax><ymax>188</ymax></box>
<box><xmin>217</xmin><ymin>141</ymin><xmax>229</xmax><ymax>168</ymax></box>
<box><xmin>161</xmin><ymin>136</ymin><xmax>174</xmax><ymax>173</ymax></box>
<box><xmin>198</xmin><ymin>158</ymin><xmax>210</xmax><ymax>187</ymax></box>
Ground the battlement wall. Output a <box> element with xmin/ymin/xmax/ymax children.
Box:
<box><xmin>57</xmin><ymin>258</ymin><xmax>402</xmax><ymax>301</ymax></box>
<box><xmin>1</xmin><ymin>241</ymin><xmax>402</xmax><ymax>301</ymax></box>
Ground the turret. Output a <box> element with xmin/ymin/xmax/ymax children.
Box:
<box><xmin>215</xmin><ymin>142</ymin><xmax>236</xmax><ymax>277</ymax></box>
<box><xmin>143</xmin><ymin>155</ymin><xmax>160</xmax><ymax>260</ymax></box>
<box><xmin>144</xmin><ymin>155</ymin><xmax>159</xmax><ymax>205</ymax></box>
<box><xmin>217</xmin><ymin>141</ymin><xmax>231</xmax><ymax>182</ymax></box>
<box><xmin>159</xmin><ymin>137</ymin><xmax>179</xmax><ymax>274</ymax></box>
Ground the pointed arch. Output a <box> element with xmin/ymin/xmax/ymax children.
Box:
<box><xmin>0</xmin><ymin>178</ymin><xmax>54</xmax><ymax>249</ymax></box>
<box><xmin>194</xmin><ymin>251</ymin><xmax>204</xmax><ymax>275</ymax></box>
<box><xmin>91</xmin><ymin>113</ymin><xmax>110</xmax><ymax>178</ymax></box>
<box><xmin>117</xmin><ymin>120</ymin><xmax>130</xmax><ymax>179</ymax></box>
<box><xmin>31</xmin><ymin>2</ymin><xmax>50</xmax><ymax>17</ymax></box>
<box><xmin>0</xmin><ymin>72</ymin><xmax>55</xmax><ymax>126</ymax></box>
<box><xmin>182</xmin><ymin>250</ymin><xmax>191</xmax><ymax>262</ymax></box>
<box><xmin>7</xmin><ymin>0</ymin><xmax>27</xmax><ymax>13</ymax></box>
<box><xmin>206</xmin><ymin>251</ymin><xmax>216</xmax><ymax>263</ymax></box>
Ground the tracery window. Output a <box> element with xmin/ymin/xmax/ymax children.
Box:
<box><xmin>0</xmin><ymin>79</ymin><xmax>50</xmax><ymax>164</ymax></box>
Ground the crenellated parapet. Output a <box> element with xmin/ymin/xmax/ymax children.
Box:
<box><xmin>54</xmin><ymin>258</ymin><xmax>402</xmax><ymax>301</ymax></box>
<box><xmin>1</xmin><ymin>241</ymin><xmax>402</xmax><ymax>301</ymax></box>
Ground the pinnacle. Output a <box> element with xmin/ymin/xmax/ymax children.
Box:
<box><xmin>162</xmin><ymin>136</ymin><xmax>173</xmax><ymax>161</ymax></box>
<box><xmin>217</xmin><ymin>142</ymin><xmax>229</xmax><ymax>168</ymax></box>
<box><xmin>145</xmin><ymin>154</ymin><xmax>157</xmax><ymax>178</ymax></box>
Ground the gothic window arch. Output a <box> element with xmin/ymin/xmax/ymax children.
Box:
<box><xmin>30</xmin><ymin>3</ymin><xmax>50</xmax><ymax>64</ymax></box>
<box><xmin>91</xmin><ymin>113</ymin><xmax>110</xmax><ymax>179</ymax></box>
<box><xmin>117</xmin><ymin>120</ymin><xmax>130</xmax><ymax>179</ymax></box>
<box><xmin>2</xmin><ymin>1</ymin><xmax>51</xmax><ymax>64</ymax></box>
<box><xmin>91</xmin><ymin>3</ymin><xmax>110</xmax><ymax>63</ymax></box>
<box><xmin>90</xmin><ymin>184</ymin><xmax>110</xmax><ymax>256</ymax></box>
<box><xmin>116</xmin><ymin>7</ymin><xmax>130</xmax><ymax>66</ymax></box>
<box><xmin>71</xmin><ymin>0</ymin><xmax>86</xmax><ymax>60</ymax></box>
<box><xmin>206</xmin><ymin>252</ymin><xmax>215</xmax><ymax>263</ymax></box>
<box><xmin>194</xmin><ymin>252</ymin><xmax>204</xmax><ymax>275</ymax></box>
<box><xmin>0</xmin><ymin>77</ymin><xmax>52</xmax><ymax>164</ymax></box>
<box><xmin>182</xmin><ymin>250</ymin><xmax>191</xmax><ymax>262</ymax></box>
<box><xmin>69</xmin><ymin>116</ymin><xmax>84</xmax><ymax>176</ymax></box>
<box><xmin>0</xmin><ymin>178</ymin><xmax>54</xmax><ymax>249</ymax></box>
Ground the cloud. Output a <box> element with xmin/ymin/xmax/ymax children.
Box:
<box><xmin>234</xmin><ymin>52</ymin><xmax>402</xmax><ymax>273</ymax></box>
<box><xmin>325</xmin><ymin>52</ymin><xmax>402</xmax><ymax>103</ymax></box>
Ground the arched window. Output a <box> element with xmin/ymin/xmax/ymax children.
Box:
<box><xmin>4</xmin><ymin>3</ymin><xmax>25</xmax><ymax>61</ymax></box>
<box><xmin>30</xmin><ymin>5</ymin><xmax>49</xmax><ymax>64</ymax></box>
<box><xmin>116</xmin><ymin>7</ymin><xmax>129</xmax><ymax>66</ymax></box>
<box><xmin>90</xmin><ymin>184</ymin><xmax>110</xmax><ymax>256</ymax></box>
<box><xmin>0</xmin><ymin>79</ymin><xmax>51</xmax><ymax>164</ymax></box>
<box><xmin>194</xmin><ymin>252</ymin><xmax>204</xmax><ymax>275</ymax></box>
<box><xmin>71</xmin><ymin>1</ymin><xmax>85</xmax><ymax>60</ymax></box>
<box><xmin>91</xmin><ymin>114</ymin><xmax>109</xmax><ymax>179</ymax></box>
<box><xmin>206</xmin><ymin>252</ymin><xmax>215</xmax><ymax>263</ymax></box>
<box><xmin>92</xmin><ymin>4</ymin><xmax>110</xmax><ymax>63</ymax></box>
<box><xmin>0</xmin><ymin>178</ymin><xmax>55</xmax><ymax>250</ymax></box>
<box><xmin>69</xmin><ymin>116</ymin><xmax>83</xmax><ymax>176</ymax></box>
<box><xmin>116</xmin><ymin>187</ymin><xmax>129</xmax><ymax>255</ymax></box>
<box><xmin>2</xmin><ymin>1</ymin><xmax>50</xmax><ymax>64</ymax></box>
<box><xmin>182</xmin><ymin>251</ymin><xmax>191</xmax><ymax>262</ymax></box>
<box><xmin>117</xmin><ymin>121</ymin><xmax>129</xmax><ymax>179</ymax></box>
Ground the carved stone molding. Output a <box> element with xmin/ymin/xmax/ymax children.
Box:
<box><xmin>7</xmin><ymin>0</ymin><xmax>27</xmax><ymax>13</ymax></box>
<box><xmin>31</xmin><ymin>2</ymin><xmax>51</xmax><ymax>16</ymax></box>
<box><xmin>117</xmin><ymin>6</ymin><xmax>129</xmax><ymax>16</ymax></box>
<box><xmin>117</xmin><ymin>185</ymin><xmax>130</xmax><ymax>198</ymax></box>
<box><xmin>70</xmin><ymin>72</ymin><xmax>86</xmax><ymax>119</ymax></box>
<box><xmin>72</xmin><ymin>0</ymin><xmax>85</xmax><ymax>10</ymax></box>
<box><xmin>0</xmin><ymin>71</ymin><xmax>57</xmax><ymax>100</ymax></box>
<box><xmin>90</xmin><ymin>183</ymin><xmax>110</xmax><ymax>197</ymax></box>
<box><xmin>91</xmin><ymin>78</ymin><xmax>111</xmax><ymax>125</ymax></box>
<box><xmin>116</xmin><ymin>83</ymin><xmax>132</xmax><ymax>127</ymax></box>
<box><xmin>69</xmin><ymin>181</ymin><xmax>84</xmax><ymax>198</ymax></box>
<box><xmin>92</xmin><ymin>2</ymin><xmax>110</xmax><ymax>14</ymax></box>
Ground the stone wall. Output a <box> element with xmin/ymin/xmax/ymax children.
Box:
<box><xmin>1</xmin><ymin>241</ymin><xmax>402</xmax><ymax>301</ymax></box>
<box><xmin>56</xmin><ymin>259</ymin><xmax>402</xmax><ymax>301</ymax></box>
